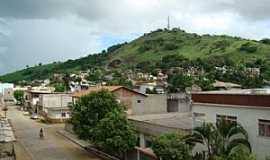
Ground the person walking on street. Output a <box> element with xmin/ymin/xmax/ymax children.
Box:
<box><xmin>39</xmin><ymin>128</ymin><xmax>44</xmax><ymax>139</ymax></box>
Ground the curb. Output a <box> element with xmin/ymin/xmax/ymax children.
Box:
<box><xmin>57</xmin><ymin>130</ymin><xmax>120</xmax><ymax>160</ymax></box>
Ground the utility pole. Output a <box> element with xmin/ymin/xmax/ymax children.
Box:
<box><xmin>167</xmin><ymin>16</ymin><xmax>170</xmax><ymax>30</ymax></box>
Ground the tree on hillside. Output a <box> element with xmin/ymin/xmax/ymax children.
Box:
<box><xmin>168</xmin><ymin>74</ymin><xmax>193</xmax><ymax>93</ymax></box>
<box><xmin>86</xmin><ymin>69</ymin><xmax>104</xmax><ymax>82</ymax></box>
<box><xmin>158</xmin><ymin>55</ymin><xmax>189</xmax><ymax>70</ymax></box>
<box><xmin>70</xmin><ymin>90</ymin><xmax>125</xmax><ymax>139</ymax></box>
<box><xmin>63</xmin><ymin>73</ymin><xmax>71</xmax><ymax>91</ymax></box>
<box><xmin>93</xmin><ymin>109</ymin><xmax>136</xmax><ymax>158</ymax></box>
<box><xmin>54</xmin><ymin>83</ymin><xmax>65</xmax><ymax>92</ymax></box>
<box><xmin>14</xmin><ymin>90</ymin><xmax>24</xmax><ymax>105</ymax></box>
<box><xmin>152</xmin><ymin>132</ymin><xmax>193</xmax><ymax>160</ymax></box>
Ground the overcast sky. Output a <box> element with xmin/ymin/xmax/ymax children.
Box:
<box><xmin>0</xmin><ymin>0</ymin><xmax>270</xmax><ymax>75</ymax></box>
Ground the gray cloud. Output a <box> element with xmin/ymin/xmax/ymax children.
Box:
<box><xmin>0</xmin><ymin>0</ymin><xmax>270</xmax><ymax>75</ymax></box>
<box><xmin>1</xmin><ymin>0</ymin><xmax>270</xmax><ymax>21</ymax></box>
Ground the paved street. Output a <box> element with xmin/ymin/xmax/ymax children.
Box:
<box><xmin>7</xmin><ymin>105</ymin><xmax>102</xmax><ymax>160</ymax></box>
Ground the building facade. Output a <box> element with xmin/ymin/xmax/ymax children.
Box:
<box><xmin>128</xmin><ymin>112</ymin><xmax>192</xmax><ymax>160</ymax></box>
<box><xmin>38</xmin><ymin>94</ymin><xmax>72</xmax><ymax>123</ymax></box>
<box><xmin>72</xmin><ymin>86</ymin><xmax>167</xmax><ymax>115</ymax></box>
<box><xmin>192</xmin><ymin>89</ymin><xmax>270</xmax><ymax>160</ymax></box>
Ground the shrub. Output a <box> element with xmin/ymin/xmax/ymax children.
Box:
<box><xmin>239</xmin><ymin>42</ymin><xmax>257</xmax><ymax>53</ymax></box>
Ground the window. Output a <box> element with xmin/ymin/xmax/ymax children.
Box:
<box><xmin>61</xmin><ymin>112</ymin><xmax>66</xmax><ymax>117</ymax></box>
<box><xmin>145</xmin><ymin>139</ymin><xmax>152</xmax><ymax>148</ymax></box>
<box><xmin>216</xmin><ymin>114</ymin><xmax>237</xmax><ymax>124</ymax></box>
<box><xmin>137</xmin><ymin>100</ymin><xmax>141</xmax><ymax>103</ymax></box>
<box><xmin>259</xmin><ymin>119</ymin><xmax>270</xmax><ymax>137</ymax></box>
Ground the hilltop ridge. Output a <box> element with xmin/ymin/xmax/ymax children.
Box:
<box><xmin>1</xmin><ymin>28</ymin><xmax>270</xmax><ymax>83</ymax></box>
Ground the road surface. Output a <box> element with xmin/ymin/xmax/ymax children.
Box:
<box><xmin>7</xmin><ymin>105</ymin><xmax>102</xmax><ymax>160</ymax></box>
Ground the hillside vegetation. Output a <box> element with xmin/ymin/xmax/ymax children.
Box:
<box><xmin>1</xmin><ymin>28</ymin><xmax>270</xmax><ymax>83</ymax></box>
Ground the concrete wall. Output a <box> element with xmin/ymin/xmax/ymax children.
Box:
<box><xmin>113</xmin><ymin>88</ymin><xmax>147</xmax><ymax>115</ymax></box>
<box><xmin>40</xmin><ymin>94</ymin><xmax>72</xmax><ymax>109</ymax></box>
<box><xmin>0</xmin><ymin>83</ymin><xmax>13</xmax><ymax>94</ymax></box>
<box><xmin>39</xmin><ymin>94</ymin><xmax>72</xmax><ymax>122</ymax></box>
<box><xmin>192</xmin><ymin>103</ymin><xmax>270</xmax><ymax>160</ymax></box>
<box><xmin>132</xmin><ymin>94</ymin><xmax>167</xmax><ymax>115</ymax></box>
<box><xmin>167</xmin><ymin>93</ymin><xmax>191</xmax><ymax>113</ymax></box>
<box><xmin>47</xmin><ymin>109</ymin><xmax>70</xmax><ymax>119</ymax></box>
<box><xmin>3</xmin><ymin>88</ymin><xmax>14</xmax><ymax>102</ymax></box>
<box><xmin>44</xmin><ymin>109</ymin><xmax>70</xmax><ymax>123</ymax></box>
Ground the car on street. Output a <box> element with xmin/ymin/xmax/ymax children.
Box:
<box><xmin>30</xmin><ymin>113</ymin><xmax>39</xmax><ymax>119</ymax></box>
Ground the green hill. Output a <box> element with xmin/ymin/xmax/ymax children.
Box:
<box><xmin>1</xmin><ymin>28</ymin><xmax>270</xmax><ymax>83</ymax></box>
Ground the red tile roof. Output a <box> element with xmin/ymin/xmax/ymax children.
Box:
<box><xmin>72</xmin><ymin>86</ymin><xmax>147</xmax><ymax>98</ymax></box>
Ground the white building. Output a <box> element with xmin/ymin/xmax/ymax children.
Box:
<box><xmin>0</xmin><ymin>83</ymin><xmax>14</xmax><ymax>103</ymax></box>
<box><xmin>191</xmin><ymin>89</ymin><xmax>270</xmax><ymax>160</ymax></box>
<box><xmin>38</xmin><ymin>94</ymin><xmax>72</xmax><ymax>123</ymax></box>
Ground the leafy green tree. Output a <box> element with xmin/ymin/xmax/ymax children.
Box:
<box><xmin>93</xmin><ymin>109</ymin><xmax>136</xmax><ymax>158</ymax></box>
<box><xmin>239</xmin><ymin>42</ymin><xmax>257</xmax><ymax>53</ymax></box>
<box><xmin>152</xmin><ymin>132</ymin><xmax>193</xmax><ymax>160</ymax></box>
<box><xmin>14</xmin><ymin>90</ymin><xmax>24</xmax><ymax>105</ymax></box>
<box><xmin>86</xmin><ymin>69</ymin><xmax>104</xmax><ymax>82</ymax></box>
<box><xmin>136</xmin><ymin>61</ymin><xmax>155</xmax><ymax>73</ymax></box>
<box><xmin>158</xmin><ymin>55</ymin><xmax>189</xmax><ymax>70</ymax></box>
<box><xmin>145</xmin><ymin>88</ymin><xmax>158</xmax><ymax>94</ymax></box>
<box><xmin>63</xmin><ymin>73</ymin><xmax>71</xmax><ymax>91</ymax></box>
<box><xmin>168</xmin><ymin>74</ymin><xmax>193</xmax><ymax>92</ymax></box>
<box><xmin>108</xmin><ymin>77</ymin><xmax>133</xmax><ymax>88</ymax></box>
<box><xmin>260</xmin><ymin>38</ymin><xmax>270</xmax><ymax>45</ymax></box>
<box><xmin>54</xmin><ymin>83</ymin><xmax>65</xmax><ymax>92</ymax></box>
<box><xmin>195</xmin><ymin>76</ymin><xmax>215</xmax><ymax>91</ymax></box>
<box><xmin>70</xmin><ymin>90</ymin><xmax>124</xmax><ymax>139</ymax></box>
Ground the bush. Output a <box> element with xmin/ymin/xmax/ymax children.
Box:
<box><xmin>239</xmin><ymin>42</ymin><xmax>257</xmax><ymax>53</ymax></box>
<box><xmin>14</xmin><ymin>90</ymin><xmax>24</xmax><ymax>105</ymax></box>
<box><xmin>54</xmin><ymin>83</ymin><xmax>65</xmax><ymax>92</ymax></box>
<box><xmin>163</xmin><ymin>42</ymin><xmax>178</xmax><ymax>50</ymax></box>
<box><xmin>260</xmin><ymin>38</ymin><xmax>270</xmax><ymax>45</ymax></box>
<box><xmin>152</xmin><ymin>132</ymin><xmax>192</xmax><ymax>160</ymax></box>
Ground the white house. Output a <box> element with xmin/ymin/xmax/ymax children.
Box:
<box><xmin>38</xmin><ymin>93</ymin><xmax>72</xmax><ymax>123</ymax></box>
<box><xmin>0</xmin><ymin>83</ymin><xmax>14</xmax><ymax>103</ymax></box>
<box><xmin>191</xmin><ymin>89</ymin><xmax>270</xmax><ymax>160</ymax></box>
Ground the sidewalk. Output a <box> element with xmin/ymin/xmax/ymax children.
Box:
<box><xmin>57</xmin><ymin>129</ymin><xmax>91</xmax><ymax>149</ymax></box>
<box><xmin>57</xmin><ymin>130</ymin><xmax>120</xmax><ymax>160</ymax></box>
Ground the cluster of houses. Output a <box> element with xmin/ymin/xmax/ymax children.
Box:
<box><xmin>1</xmin><ymin>80</ymin><xmax>270</xmax><ymax>160</ymax></box>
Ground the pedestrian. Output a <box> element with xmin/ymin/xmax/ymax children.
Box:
<box><xmin>39</xmin><ymin>128</ymin><xmax>44</xmax><ymax>139</ymax></box>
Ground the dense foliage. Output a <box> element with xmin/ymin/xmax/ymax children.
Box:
<box><xmin>54</xmin><ymin>83</ymin><xmax>65</xmax><ymax>92</ymax></box>
<box><xmin>71</xmin><ymin>90</ymin><xmax>124</xmax><ymax>139</ymax></box>
<box><xmin>187</xmin><ymin>119</ymin><xmax>252</xmax><ymax>160</ymax></box>
<box><xmin>152</xmin><ymin>132</ymin><xmax>193</xmax><ymax>160</ymax></box>
<box><xmin>93</xmin><ymin>109</ymin><xmax>137</xmax><ymax>157</ymax></box>
<box><xmin>70</xmin><ymin>90</ymin><xmax>136</xmax><ymax>157</ymax></box>
<box><xmin>152</xmin><ymin>119</ymin><xmax>253</xmax><ymax>160</ymax></box>
<box><xmin>13</xmin><ymin>90</ymin><xmax>24</xmax><ymax>105</ymax></box>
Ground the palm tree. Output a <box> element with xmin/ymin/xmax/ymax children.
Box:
<box><xmin>187</xmin><ymin>122</ymin><xmax>216</xmax><ymax>159</ymax></box>
<box><xmin>187</xmin><ymin>119</ymin><xmax>251</xmax><ymax>160</ymax></box>
<box><xmin>214</xmin><ymin>119</ymin><xmax>251</xmax><ymax>156</ymax></box>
